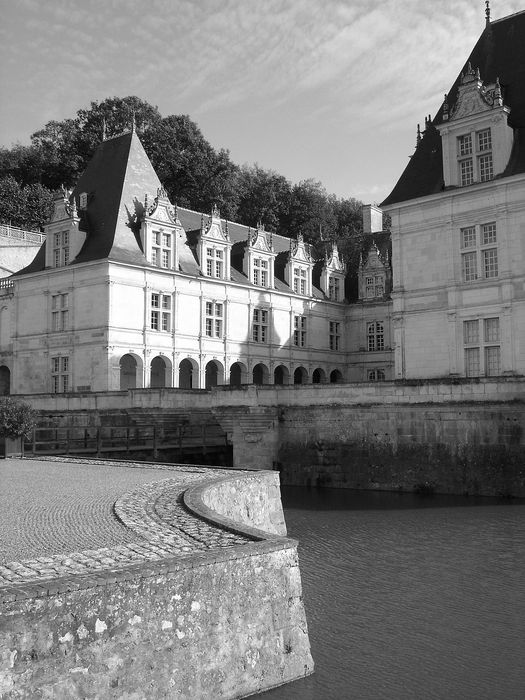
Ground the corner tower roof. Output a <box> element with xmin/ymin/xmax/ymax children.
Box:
<box><xmin>73</xmin><ymin>129</ymin><xmax>161</xmax><ymax>265</ymax></box>
<box><xmin>382</xmin><ymin>10</ymin><xmax>525</xmax><ymax>207</ymax></box>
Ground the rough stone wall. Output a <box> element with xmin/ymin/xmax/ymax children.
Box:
<box><xmin>277</xmin><ymin>403</ymin><xmax>525</xmax><ymax>497</ymax></box>
<box><xmin>190</xmin><ymin>472</ymin><xmax>287</xmax><ymax>536</ymax></box>
<box><xmin>1</xmin><ymin>544</ymin><xmax>312</xmax><ymax>699</ymax></box>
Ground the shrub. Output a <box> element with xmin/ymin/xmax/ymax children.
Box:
<box><xmin>0</xmin><ymin>398</ymin><xmax>37</xmax><ymax>439</ymax></box>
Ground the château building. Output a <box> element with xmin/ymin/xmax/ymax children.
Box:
<box><xmin>382</xmin><ymin>7</ymin><xmax>525</xmax><ymax>380</ymax></box>
<box><xmin>0</xmin><ymin>129</ymin><xmax>392</xmax><ymax>394</ymax></box>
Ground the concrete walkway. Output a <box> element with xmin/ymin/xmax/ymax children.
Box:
<box><xmin>0</xmin><ymin>457</ymin><xmax>251</xmax><ymax>590</ymax></box>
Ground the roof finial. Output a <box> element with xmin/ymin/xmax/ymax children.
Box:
<box><xmin>443</xmin><ymin>94</ymin><xmax>449</xmax><ymax>121</ymax></box>
<box><xmin>416</xmin><ymin>123</ymin><xmax>422</xmax><ymax>146</ymax></box>
<box><xmin>131</xmin><ymin>108</ymin><xmax>136</xmax><ymax>133</ymax></box>
<box><xmin>485</xmin><ymin>0</ymin><xmax>491</xmax><ymax>26</ymax></box>
<box><xmin>102</xmin><ymin>117</ymin><xmax>107</xmax><ymax>142</ymax></box>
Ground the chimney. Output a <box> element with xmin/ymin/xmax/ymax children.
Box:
<box><xmin>362</xmin><ymin>204</ymin><xmax>383</xmax><ymax>234</ymax></box>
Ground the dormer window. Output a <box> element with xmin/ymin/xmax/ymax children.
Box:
<box><xmin>458</xmin><ymin>134</ymin><xmax>472</xmax><ymax>156</ymax></box>
<box><xmin>293</xmin><ymin>267</ymin><xmax>307</xmax><ymax>294</ymax></box>
<box><xmin>328</xmin><ymin>276</ymin><xmax>341</xmax><ymax>301</ymax></box>
<box><xmin>477</xmin><ymin>128</ymin><xmax>491</xmax><ymax>151</ymax></box>
<box><xmin>151</xmin><ymin>230</ymin><xmax>173</xmax><ymax>269</ymax></box>
<box><xmin>79</xmin><ymin>192</ymin><xmax>88</xmax><ymax>210</ymax></box>
<box><xmin>206</xmin><ymin>248</ymin><xmax>224</xmax><ymax>278</ymax></box>
<box><xmin>365</xmin><ymin>275</ymin><xmax>384</xmax><ymax>298</ymax></box>
<box><xmin>52</xmin><ymin>231</ymin><xmax>69</xmax><ymax>267</ymax></box>
<box><xmin>253</xmin><ymin>257</ymin><xmax>268</xmax><ymax>286</ymax></box>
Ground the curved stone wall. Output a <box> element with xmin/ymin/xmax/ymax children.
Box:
<box><xmin>0</xmin><ymin>459</ymin><xmax>313</xmax><ymax>699</ymax></box>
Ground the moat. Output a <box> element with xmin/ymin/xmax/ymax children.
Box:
<box><xmin>262</xmin><ymin>486</ymin><xmax>525</xmax><ymax>700</ymax></box>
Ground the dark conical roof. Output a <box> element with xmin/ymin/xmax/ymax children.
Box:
<box><xmin>382</xmin><ymin>10</ymin><xmax>525</xmax><ymax>207</ymax></box>
<box><xmin>73</xmin><ymin>129</ymin><xmax>161</xmax><ymax>265</ymax></box>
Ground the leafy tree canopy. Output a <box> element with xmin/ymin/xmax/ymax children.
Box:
<box><xmin>0</xmin><ymin>398</ymin><xmax>37</xmax><ymax>439</ymax></box>
<box><xmin>0</xmin><ymin>95</ymin><xmax>369</xmax><ymax>273</ymax></box>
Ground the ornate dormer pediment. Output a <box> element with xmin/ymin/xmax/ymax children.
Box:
<box><xmin>144</xmin><ymin>187</ymin><xmax>179</xmax><ymax>225</ymax></box>
<box><xmin>447</xmin><ymin>65</ymin><xmax>505</xmax><ymax>122</ymax></box>
<box><xmin>289</xmin><ymin>233</ymin><xmax>313</xmax><ymax>263</ymax></box>
<box><xmin>325</xmin><ymin>242</ymin><xmax>345</xmax><ymax>273</ymax></box>
<box><xmin>44</xmin><ymin>189</ymin><xmax>84</xmax><ymax>269</ymax></box>
<box><xmin>201</xmin><ymin>205</ymin><xmax>230</xmax><ymax>243</ymax></box>
<box><xmin>50</xmin><ymin>189</ymin><xmax>79</xmax><ymax>224</ymax></box>
<box><xmin>360</xmin><ymin>244</ymin><xmax>388</xmax><ymax>271</ymax></box>
<box><xmin>248</xmin><ymin>226</ymin><xmax>274</xmax><ymax>253</ymax></box>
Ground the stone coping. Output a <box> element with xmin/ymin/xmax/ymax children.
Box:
<box><xmin>0</xmin><ymin>458</ymin><xmax>294</xmax><ymax>604</ymax></box>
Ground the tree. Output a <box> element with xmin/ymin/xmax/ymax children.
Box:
<box><xmin>284</xmin><ymin>179</ymin><xmax>338</xmax><ymax>244</ymax></box>
<box><xmin>0</xmin><ymin>176</ymin><xmax>54</xmax><ymax>231</ymax></box>
<box><xmin>0</xmin><ymin>398</ymin><xmax>37</xmax><ymax>439</ymax></box>
<box><xmin>236</xmin><ymin>165</ymin><xmax>291</xmax><ymax>232</ymax></box>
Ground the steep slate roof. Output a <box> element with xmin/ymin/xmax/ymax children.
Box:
<box><xmin>14</xmin><ymin>129</ymin><xmax>326</xmax><ymax>297</ymax></box>
<box><xmin>382</xmin><ymin>10</ymin><xmax>525</xmax><ymax>207</ymax></box>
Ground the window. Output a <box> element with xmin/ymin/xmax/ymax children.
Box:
<box><xmin>463</xmin><ymin>317</ymin><xmax>500</xmax><ymax>377</ymax></box>
<box><xmin>293</xmin><ymin>315</ymin><xmax>306</xmax><ymax>347</ymax></box>
<box><xmin>368</xmin><ymin>369</ymin><xmax>385</xmax><ymax>382</ymax></box>
<box><xmin>52</xmin><ymin>231</ymin><xmax>69</xmax><ymax>268</ymax></box>
<box><xmin>253</xmin><ymin>258</ymin><xmax>268</xmax><ymax>286</ymax></box>
<box><xmin>458</xmin><ymin>134</ymin><xmax>472</xmax><ymax>156</ymax></box>
<box><xmin>460</xmin><ymin>223</ymin><xmax>498</xmax><ymax>282</ymax></box>
<box><xmin>328</xmin><ymin>276</ymin><xmax>341</xmax><ymax>301</ymax></box>
<box><xmin>206</xmin><ymin>248</ymin><xmax>224</xmax><ymax>279</ymax></box>
<box><xmin>51</xmin><ymin>293</ymin><xmax>69</xmax><ymax>331</ymax></box>
<box><xmin>151</xmin><ymin>230</ymin><xmax>172</xmax><ymax>269</ymax></box>
<box><xmin>293</xmin><ymin>267</ymin><xmax>307</xmax><ymax>295</ymax></box>
<box><xmin>252</xmin><ymin>308</ymin><xmax>269</xmax><ymax>343</ymax></box>
<box><xmin>460</xmin><ymin>158</ymin><xmax>474</xmax><ymax>186</ymax></box>
<box><xmin>52</xmin><ymin>356</ymin><xmax>70</xmax><ymax>393</ymax></box>
<box><xmin>457</xmin><ymin>128</ymin><xmax>493</xmax><ymax>186</ymax></box>
<box><xmin>205</xmin><ymin>301</ymin><xmax>223</xmax><ymax>338</ymax></box>
<box><xmin>479</xmin><ymin>153</ymin><xmax>493</xmax><ymax>182</ymax></box>
<box><xmin>151</xmin><ymin>293</ymin><xmax>171</xmax><ymax>332</ymax></box>
<box><xmin>365</xmin><ymin>275</ymin><xmax>384</xmax><ymax>299</ymax></box>
<box><xmin>329</xmin><ymin>321</ymin><xmax>340</xmax><ymax>351</ymax></box>
<box><xmin>367</xmin><ymin>321</ymin><xmax>384</xmax><ymax>351</ymax></box>
<box><xmin>477</xmin><ymin>129</ymin><xmax>491</xmax><ymax>152</ymax></box>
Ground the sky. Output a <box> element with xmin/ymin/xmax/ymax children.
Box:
<box><xmin>0</xmin><ymin>0</ymin><xmax>523</xmax><ymax>205</ymax></box>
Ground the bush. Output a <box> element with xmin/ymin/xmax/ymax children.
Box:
<box><xmin>0</xmin><ymin>398</ymin><xmax>37</xmax><ymax>439</ymax></box>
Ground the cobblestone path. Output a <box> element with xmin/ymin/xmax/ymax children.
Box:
<box><xmin>0</xmin><ymin>457</ymin><xmax>252</xmax><ymax>590</ymax></box>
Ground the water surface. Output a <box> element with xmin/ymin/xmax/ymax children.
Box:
<box><xmin>262</xmin><ymin>487</ymin><xmax>525</xmax><ymax>700</ymax></box>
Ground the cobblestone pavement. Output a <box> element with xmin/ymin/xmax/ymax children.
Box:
<box><xmin>0</xmin><ymin>457</ymin><xmax>252</xmax><ymax>589</ymax></box>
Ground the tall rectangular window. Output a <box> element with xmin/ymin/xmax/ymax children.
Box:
<box><xmin>477</xmin><ymin>128</ymin><xmax>492</xmax><ymax>152</ymax></box>
<box><xmin>463</xmin><ymin>317</ymin><xmax>500</xmax><ymax>377</ymax></box>
<box><xmin>151</xmin><ymin>293</ymin><xmax>171</xmax><ymax>332</ymax></box>
<box><xmin>478</xmin><ymin>153</ymin><xmax>493</xmax><ymax>182</ymax></box>
<box><xmin>52</xmin><ymin>356</ymin><xmax>70</xmax><ymax>393</ymax></box>
<box><xmin>365</xmin><ymin>275</ymin><xmax>384</xmax><ymax>298</ymax></box>
<box><xmin>293</xmin><ymin>267</ymin><xmax>307</xmax><ymax>295</ymax></box>
<box><xmin>151</xmin><ymin>230</ymin><xmax>172</xmax><ymax>269</ymax></box>
<box><xmin>293</xmin><ymin>315</ymin><xmax>306</xmax><ymax>347</ymax></box>
<box><xmin>460</xmin><ymin>158</ymin><xmax>474</xmax><ymax>186</ymax></box>
<box><xmin>52</xmin><ymin>231</ymin><xmax>69</xmax><ymax>268</ymax></box>
<box><xmin>205</xmin><ymin>301</ymin><xmax>223</xmax><ymax>338</ymax></box>
<box><xmin>51</xmin><ymin>293</ymin><xmax>69</xmax><ymax>331</ymax></box>
<box><xmin>328</xmin><ymin>276</ymin><xmax>340</xmax><ymax>301</ymax></box>
<box><xmin>206</xmin><ymin>248</ymin><xmax>224</xmax><ymax>279</ymax></box>
<box><xmin>253</xmin><ymin>258</ymin><xmax>268</xmax><ymax>286</ymax></box>
<box><xmin>252</xmin><ymin>308</ymin><xmax>269</xmax><ymax>343</ymax></box>
<box><xmin>367</xmin><ymin>321</ymin><xmax>384</xmax><ymax>351</ymax></box>
<box><xmin>329</xmin><ymin>321</ymin><xmax>340</xmax><ymax>351</ymax></box>
<box><xmin>460</xmin><ymin>223</ymin><xmax>498</xmax><ymax>282</ymax></box>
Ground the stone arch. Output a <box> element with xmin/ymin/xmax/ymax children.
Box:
<box><xmin>205</xmin><ymin>360</ymin><xmax>224</xmax><ymax>389</ymax></box>
<box><xmin>0</xmin><ymin>365</ymin><xmax>10</xmax><ymax>395</ymax></box>
<box><xmin>179</xmin><ymin>358</ymin><xmax>198</xmax><ymax>389</ymax></box>
<box><xmin>119</xmin><ymin>353</ymin><xmax>143</xmax><ymax>390</ymax></box>
<box><xmin>330</xmin><ymin>369</ymin><xmax>344</xmax><ymax>384</ymax></box>
<box><xmin>312</xmin><ymin>367</ymin><xmax>327</xmax><ymax>384</ymax></box>
<box><xmin>150</xmin><ymin>355</ymin><xmax>172</xmax><ymax>388</ymax></box>
<box><xmin>293</xmin><ymin>366</ymin><xmax>308</xmax><ymax>385</ymax></box>
<box><xmin>229</xmin><ymin>361</ymin><xmax>248</xmax><ymax>387</ymax></box>
<box><xmin>252</xmin><ymin>362</ymin><xmax>269</xmax><ymax>385</ymax></box>
<box><xmin>274</xmin><ymin>364</ymin><xmax>290</xmax><ymax>385</ymax></box>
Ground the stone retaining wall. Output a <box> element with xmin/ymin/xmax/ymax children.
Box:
<box><xmin>277</xmin><ymin>403</ymin><xmax>525</xmax><ymax>497</ymax></box>
<box><xmin>0</xmin><ymin>469</ymin><xmax>313</xmax><ymax>698</ymax></box>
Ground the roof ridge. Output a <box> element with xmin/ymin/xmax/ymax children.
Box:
<box><xmin>492</xmin><ymin>9</ymin><xmax>525</xmax><ymax>24</ymax></box>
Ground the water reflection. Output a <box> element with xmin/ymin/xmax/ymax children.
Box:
<box><xmin>261</xmin><ymin>487</ymin><xmax>525</xmax><ymax>700</ymax></box>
